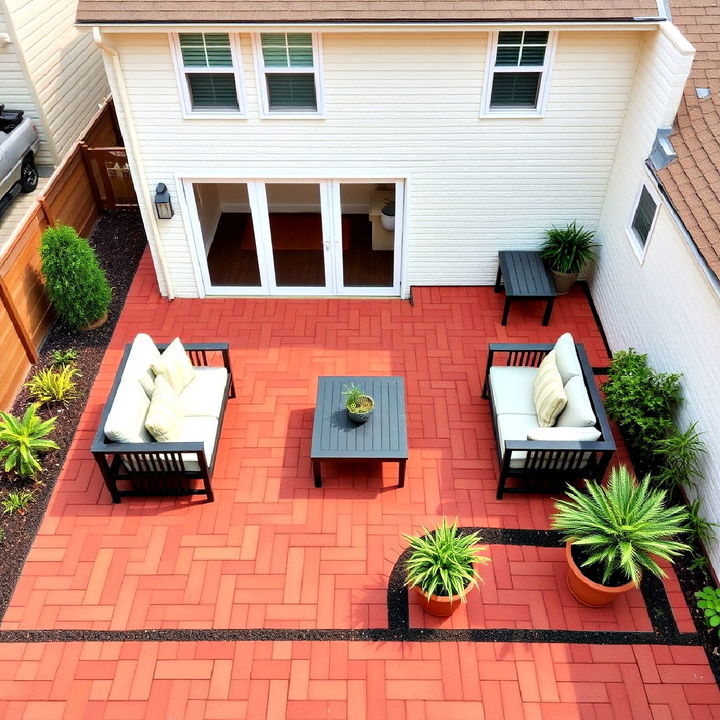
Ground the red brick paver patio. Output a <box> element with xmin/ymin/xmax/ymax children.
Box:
<box><xmin>1</xmin><ymin>251</ymin><xmax>718</xmax><ymax>718</ymax></box>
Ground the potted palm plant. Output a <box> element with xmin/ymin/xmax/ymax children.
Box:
<box><xmin>540</xmin><ymin>221</ymin><xmax>598</xmax><ymax>294</ymax></box>
<box><xmin>551</xmin><ymin>466</ymin><xmax>690</xmax><ymax>607</ymax></box>
<box><xmin>342</xmin><ymin>383</ymin><xmax>374</xmax><ymax>423</ymax></box>
<box><xmin>403</xmin><ymin>518</ymin><xmax>490</xmax><ymax>617</ymax></box>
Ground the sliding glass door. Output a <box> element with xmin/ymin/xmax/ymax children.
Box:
<box><xmin>189</xmin><ymin>179</ymin><xmax>402</xmax><ymax>297</ymax></box>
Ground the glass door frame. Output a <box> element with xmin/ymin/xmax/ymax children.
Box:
<box><xmin>183</xmin><ymin>177</ymin><xmax>404</xmax><ymax>297</ymax></box>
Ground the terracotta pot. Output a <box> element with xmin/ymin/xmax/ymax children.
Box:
<box><xmin>413</xmin><ymin>581</ymin><xmax>474</xmax><ymax>617</ymax></box>
<box><xmin>550</xmin><ymin>270</ymin><xmax>578</xmax><ymax>295</ymax></box>
<box><xmin>565</xmin><ymin>542</ymin><xmax>635</xmax><ymax>607</ymax></box>
<box><xmin>80</xmin><ymin>311</ymin><xmax>108</xmax><ymax>332</ymax></box>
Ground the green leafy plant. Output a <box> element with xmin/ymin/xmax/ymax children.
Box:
<box><xmin>601</xmin><ymin>349</ymin><xmax>682</xmax><ymax>475</ymax></box>
<box><xmin>342</xmin><ymin>383</ymin><xmax>373</xmax><ymax>413</ymax></box>
<box><xmin>0</xmin><ymin>404</ymin><xmax>59</xmax><ymax>478</ymax></box>
<box><xmin>654</xmin><ymin>422</ymin><xmax>706</xmax><ymax>490</ymax></box>
<box><xmin>404</xmin><ymin>518</ymin><xmax>491</xmax><ymax>601</ymax></box>
<box><xmin>49</xmin><ymin>348</ymin><xmax>78</xmax><ymax>368</ymax></box>
<box><xmin>686</xmin><ymin>498</ymin><xmax>720</xmax><ymax>549</ymax></box>
<box><xmin>26</xmin><ymin>366</ymin><xmax>79</xmax><ymax>404</ymax></box>
<box><xmin>540</xmin><ymin>221</ymin><xmax>598</xmax><ymax>274</ymax></box>
<box><xmin>1</xmin><ymin>489</ymin><xmax>35</xmax><ymax>515</ymax></box>
<box><xmin>551</xmin><ymin>465</ymin><xmax>690</xmax><ymax>585</ymax></box>
<box><xmin>40</xmin><ymin>224</ymin><xmax>112</xmax><ymax>331</ymax></box>
<box><xmin>696</xmin><ymin>587</ymin><xmax>720</xmax><ymax>633</ymax></box>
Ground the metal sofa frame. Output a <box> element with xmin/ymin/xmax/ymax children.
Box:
<box><xmin>91</xmin><ymin>342</ymin><xmax>235</xmax><ymax>503</ymax></box>
<box><xmin>482</xmin><ymin>342</ymin><xmax>616</xmax><ymax>500</ymax></box>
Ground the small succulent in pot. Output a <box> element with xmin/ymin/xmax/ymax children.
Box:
<box><xmin>403</xmin><ymin>518</ymin><xmax>490</xmax><ymax>617</ymax></box>
<box><xmin>342</xmin><ymin>383</ymin><xmax>374</xmax><ymax>423</ymax></box>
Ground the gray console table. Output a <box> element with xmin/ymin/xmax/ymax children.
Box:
<box><xmin>311</xmin><ymin>376</ymin><xmax>408</xmax><ymax>488</ymax></box>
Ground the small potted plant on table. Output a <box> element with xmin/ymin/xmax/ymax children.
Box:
<box><xmin>342</xmin><ymin>383</ymin><xmax>374</xmax><ymax>423</ymax></box>
<box><xmin>540</xmin><ymin>220</ymin><xmax>598</xmax><ymax>295</ymax></box>
<box><xmin>552</xmin><ymin>465</ymin><xmax>690</xmax><ymax>607</ymax></box>
<box><xmin>404</xmin><ymin>518</ymin><xmax>490</xmax><ymax>617</ymax></box>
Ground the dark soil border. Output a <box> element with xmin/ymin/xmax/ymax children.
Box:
<box><xmin>0</xmin><ymin>209</ymin><xmax>146</xmax><ymax>619</ymax></box>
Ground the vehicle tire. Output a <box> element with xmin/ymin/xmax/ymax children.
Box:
<box><xmin>20</xmin><ymin>156</ymin><xmax>38</xmax><ymax>193</ymax></box>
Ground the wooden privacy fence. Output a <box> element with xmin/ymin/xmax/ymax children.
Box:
<box><xmin>0</xmin><ymin>99</ymin><xmax>136</xmax><ymax>409</ymax></box>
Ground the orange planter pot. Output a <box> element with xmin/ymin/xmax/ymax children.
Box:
<box><xmin>565</xmin><ymin>542</ymin><xmax>636</xmax><ymax>607</ymax></box>
<box><xmin>413</xmin><ymin>582</ymin><xmax>474</xmax><ymax>617</ymax></box>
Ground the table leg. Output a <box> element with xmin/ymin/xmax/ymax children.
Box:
<box><xmin>501</xmin><ymin>298</ymin><xmax>511</xmax><ymax>326</ymax></box>
<box><xmin>398</xmin><ymin>459</ymin><xmax>406</xmax><ymax>488</ymax></box>
<box><xmin>494</xmin><ymin>265</ymin><xmax>503</xmax><ymax>293</ymax></box>
<box><xmin>542</xmin><ymin>298</ymin><xmax>555</xmax><ymax>326</ymax></box>
<box><xmin>313</xmin><ymin>459</ymin><xmax>322</xmax><ymax>488</ymax></box>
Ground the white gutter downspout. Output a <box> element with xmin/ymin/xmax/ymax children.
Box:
<box><xmin>92</xmin><ymin>26</ymin><xmax>175</xmax><ymax>299</ymax></box>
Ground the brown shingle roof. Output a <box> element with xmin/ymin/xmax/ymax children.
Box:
<box><xmin>75</xmin><ymin>0</ymin><xmax>661</xmax><ymax>24</ymax></box>
<box><xmin>658</xmin><ymin>1</ymin><xmax>720</xmax><ymax>279</ymax></box>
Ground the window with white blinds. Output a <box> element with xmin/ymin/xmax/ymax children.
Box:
<box><xmin>258</xmin><ymin>33</ymin><xmax>321</xmax><ymax>114</ymax></box>
<box><xmin>176</xmin><ymin>33</ymin><xmax>243</xmax><ymax>114</ymax></box>
<box><xmin>630</xmin><ymin>186</ymin><xmax>658</xmax><ymax>248</ymax></box>
<box><xmin>483</xmin><ymin>31</ymin><xmax>554</xmax><ymax>115</ymax></box>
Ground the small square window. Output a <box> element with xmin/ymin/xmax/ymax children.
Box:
<box><xmin>630</xmin><ymin>187</ymin><xmax>658</xmax><ymax>247</ymax></box>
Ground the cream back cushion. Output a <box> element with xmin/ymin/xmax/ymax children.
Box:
<box><xmin>144</xmin><ymin>375</ymin><xmax>183</xmax><ymax>442</ymax></box>
<box><xmin>533</xmin><ymin>351</ymin><xmax>568</xmax><ymax>427</ymax></box>
<box><xmin>150</xmin><ymin>338</ymin><xmax>196</xmax><ymax>394</ymax></box>
<box><xmin>104</xmin><ymin>380</ymin><xmax>152</xmax><ymax>443</ymax></box>
<box><xmin>556</xmin><ymin>376</ymin><xmax>597</xmax><ymax>428</ymax></box>
<box><xmin>553</xmin><ymin>332</ymin><xmax>582</xmax><ymax>385</ymax></box>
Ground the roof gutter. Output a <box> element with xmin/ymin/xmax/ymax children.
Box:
<box><xmin>92</xmin><ymin>27</ymin><xmax>175</xmax><ymax>300</ymax></box>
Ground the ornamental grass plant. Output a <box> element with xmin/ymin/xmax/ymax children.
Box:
<box><xmin>540</xmin><ymin>220</ymin><xmax>598</xmax><ymax>274</ymax></box>
<box><xmin>551</xmin><ymin>465</ymin><xmax>690</xmax><ymax>585</ymax></box>
<box><xmin>403</xmin><ymin>518</ymin><xmax>490</xmax><ymax>601</ymax></box>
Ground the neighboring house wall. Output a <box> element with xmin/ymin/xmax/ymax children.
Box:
<box><xmin>591</xmin><ymin>26</ymin><xmax>720</xmax><ymax>569</ymax></box>
<box><xmin>0</xmin><ymin>5</ymin><xmax>48</xmax><ymax>163</ymax></box>
<box><xmin>1</xmin><ymin>0</ymin><xmax>109</xmax><ymax>164</ymax></box>
<box><xmin>105</xmin><ymin>28</ymin><xmax>643</xmax><ymax>298</ymax></box>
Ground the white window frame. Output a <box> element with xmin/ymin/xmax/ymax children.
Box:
<box><xmin>171</xmin><ymin>33</ymin><xmax>246</xmax><ymax>119</ymax></box>
<box><xmin>626</xmin><ymin>179</ymin><xmax>661</xmax><ymax>263</ymax></box>
<box><xmin>480</xmin><ymin>30</ymin><xmax>557</xmax><ymax>118</ymax></box>
<box><xmin>252</xmin><ymin>33</ymin><xmax>325</xmax><ymax>119</ymax></box>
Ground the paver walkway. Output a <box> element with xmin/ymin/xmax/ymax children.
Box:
<box><xmin>1</xmin><ymin>250</ymin><xmax>718</xmax><ymax>719</ymax></box>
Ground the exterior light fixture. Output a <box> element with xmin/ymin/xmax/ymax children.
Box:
<box><xmin>153</xmin><ymin>183</ymin><xmax>174</xmax><ymax>219</ymax></box>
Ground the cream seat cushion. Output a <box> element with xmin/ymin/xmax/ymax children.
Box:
<box><xmin>533</xmin><ymin>351</ymin><xmax>567</xmax><ymax>427</ymax></box>
<box><xmin>104</xmin><ymin>379</ymin><xmax>153</xmax><ymax>443</ymax></box>
<box><xmin>496</xmin><ymin>413</ymin><xmax>541</xmax><ymax>468</ymax></box>
<box><xmin>178</xmin><ymin>367</ymin><xmax>228</xmax><ymax>418</ymax></box>
<box><xmin>122</xmin><ymin>333</ymin><xmax>161</xmax><ymax>397</ymax></box>
<box><xmin>145</xmin><ymin>376</ymin><xmax>183</xmax><ymax>442</ymax></box>
<box><xmin>526</xmin><ymin>427</ymin><xmax>601</xmax><ymax>442</ymax></box>
<box><xmin>556</xmin><ymin>376</ymin><xmax>597</xmax><ymax>428</ymax></box>
<box><xmin>489</xmin><ymin>366</ymin><xmax>538</xmax><ymax>416</ymax></box>
<box><xmin>151</xmin><ymin>338</ymin><xmax>196</xmax><ymax>394</ymax></box>
<box><xmin>553</xmin><ymin>332</ymin><xmax>582</xmax><ymax>385</ymax></box>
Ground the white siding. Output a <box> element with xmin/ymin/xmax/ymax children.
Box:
<box><xmin>591</xmin><ymin>27</ymin><xmax>720</xmax><ymax>569</ymax></box>
<box><xmin>3</xmin><ymin>0</ymin><xmax>109</xmax><ymax>163</ymax></box>
<box><xmin>113</xmin><ymin>29</ymin><xmax>641</xmax><ymax>297</ymax></box>
<box><xmin>0</xmin><ymin>7</ymin><xmax>45</xmax><ymax>160</ymax></box>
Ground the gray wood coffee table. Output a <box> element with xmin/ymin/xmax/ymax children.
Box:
<box><xmin>311</xmin><ymin>376</ymin><xmax>408</xmax><ymax>488</ymax></box>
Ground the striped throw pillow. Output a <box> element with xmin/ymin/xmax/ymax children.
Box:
<box><xmin>533</xmin><ymin>351</ymin><xmax>568</xmax><ymax>427</ymax></box>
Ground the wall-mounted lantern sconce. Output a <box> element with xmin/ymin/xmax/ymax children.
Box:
<box><xmin>153</xmin><ymin>183</ymin><xmax>174</xmax><ymax>219</ymax></box>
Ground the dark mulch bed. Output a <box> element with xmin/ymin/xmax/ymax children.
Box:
<box><xmin>0</xmin><ymin>209</ymin><xmax>146</xmax><ymax>619</ymax></box>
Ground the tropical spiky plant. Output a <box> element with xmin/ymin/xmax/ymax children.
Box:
<box><xmin>540</xmin><ymin>221</ymin><xmax>598</xmax><ymax>274</ymax></box>
<box><xmin>26</xmin><ymin>366</ymin><xmax>79</xmax><ymax>404</ymax></box>
<box><xmin>654</xmin><ymin>422</ymin><xmax>707</xmax><ymax>490</ymax></box>
<box><xmin>551</xmin><ymin>466</ymin><xmax>690</xmax><ymax>586</ymax></box>
<box><xmin>0</xmin><ymin>404</ymin><xmax>59</xmax><ymax>478</ymax></box>
<box><xmin>1</xmin><ymin>489</ymin><xmax>35</xmax><ymax>515</ymax></box>
<box><xmin>403</xmin><ymin>518</ymin><xmax>490</xmax><ymax>601</ymax></box>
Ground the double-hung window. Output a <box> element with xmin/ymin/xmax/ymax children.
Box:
<box><xmin>257</xmin><ymin>33</ymin><xmax>321</xmax><ymax>115</ymax></box>
<box><xmin>483</xmin><ymin>31</ymin><xmax>554</xmax><ymax>114</ymax></box>
<box><xmin>629</xmin><ymin>185</ymin><xmax>658</xmax><ymax>252</ymax></box>
<box><xmin>175</xmin><ymin>33</ymin><xmax>244</xmax><ymax>115</ymax></box>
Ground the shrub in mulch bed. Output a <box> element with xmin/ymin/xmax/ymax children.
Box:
<box><xmin>0</xmin><ymin>209</ymin><xmax>146</xmax><ymax>619</ymax></box>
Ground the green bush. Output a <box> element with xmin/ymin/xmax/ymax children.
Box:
<box><xmin>601</xmin><ymin>349</ymin><xmax>681</xmax><ymax>475</ymax></box>
<box><xmin>26</xmin><ymin>365</ymin><xmax>79</xmax><ymax>404</ymax></box>
<box><xmin>0</xmin><ymin>404</ymin><xmax>58</xmax><ymax>478</ymax></box>
<box><xmin>696</xmin><ymin>587</ymin><xmax>720</xmax><ymax>633</ymax></box>
<box><xmin>40</xmin><ymin>224</ymin><xmax>112</xmax><ymax>331</ymax></box>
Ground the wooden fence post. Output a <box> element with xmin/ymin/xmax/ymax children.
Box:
<box><xmin>0</xmin><ymin>275</ymin><xmax>38</xmax><ymax>363</ymax></box>
<box><xmin>80</xmin><ymin>143</ymin><xmax>104</xmax><ymax>212</ymax></box>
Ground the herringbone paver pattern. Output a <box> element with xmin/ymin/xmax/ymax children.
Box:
<box><xmin>0</xmin><ymin>251</ymin><xmax>718</xmax><ymax>718</ymax></box>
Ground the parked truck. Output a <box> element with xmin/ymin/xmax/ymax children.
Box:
<box><xmin>0</xmin><ymin>106</ymin><xmax>40</xmax><ymax>217</ymax></box>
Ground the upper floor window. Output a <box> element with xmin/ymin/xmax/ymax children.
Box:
<box><xmin>175</xmin><ymin>33</ymin><xmax>244</xmax><ymax>115</ymax></box>
<box><xmin>630</xmin><ymin>185</ymin><xmax>658</xmax><ymax>249</ymax></box>
<box><xmin>482</xmin><ymin>31</ymin><xmax>554</xmax><ymax>115</ymax></box>
<box><xmin>257</xmin><ymin>33</ymin><xmax>322</xmax><ymax>115</ymax></box>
